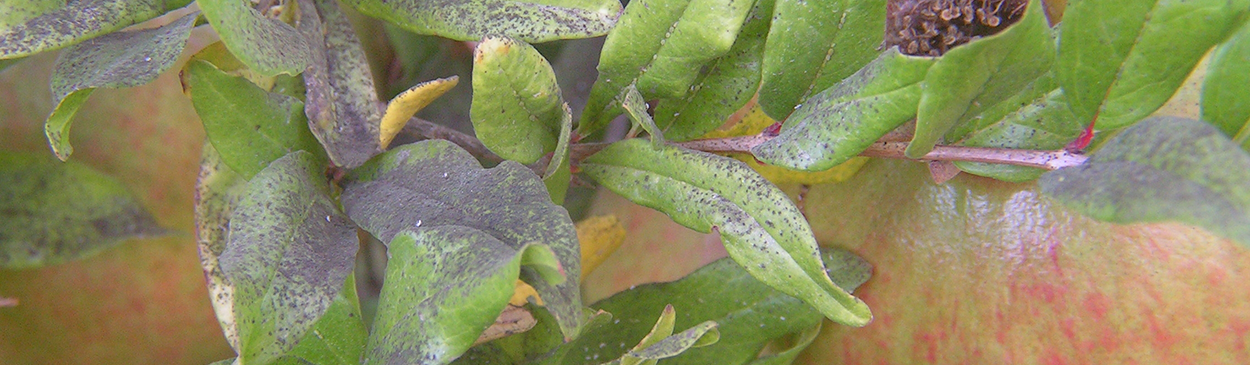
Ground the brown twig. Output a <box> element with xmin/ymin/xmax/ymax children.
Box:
<box><xmin>399</xmin><ymin>118</ymin><xmax>504</xmax><ymax>164</ymax></box>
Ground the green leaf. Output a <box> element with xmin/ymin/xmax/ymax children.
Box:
<box><xmin>578</xmin><ymin>0</ymin><xmax>755</xmax><ymax>134</ymax></box>
<box><xmin>544</xmin><ymin>104</ymin><xmax>575</xmax><ymax>204</ymax></box>
<box><xmin>364</xmin><ymin>227</ymin><xmax>562</xmax><ymax>365</ymax></box>
<box><xmin>745</xmin><ymin>322</ymin><xmax>821</xmax><ymax>365</ymax></box>
<box><xmin>591</xmin><ymin>248</ymin><xmax>870</xmax><ymax>365</ymax></box>
<box><xmin>1039</xmin><ymin>116</ymin><xmax>1250</xmax><ymax>247</ymax></box>
<box><xmin>199</xmin><ymin>0</ymin><xmax>310</xmax><ymax>76</ymax></box>
<box><xmin>757</xmin><ymin>0</ymin><xmax>886</xmax><ymax>120</ymax></box>
<box><xmin>193</xmin><ymin>143</ymin><xmax>249</xmax><ymax>351</ymax></box>
<box><xmin>274</xmin><ymin>274</ymin><xmax>369</xmax><ymax>365</ymax></box>
<box><xmin>0</xmin><ymin>0</ymin><xmax>189</xmax><ymax>59</ymax></box>
<box><xmin>220</xmin><ymin>151</ymin><xmax>359</xmax><ymax>365</ymax></box>
<box><xmin>183</xmin><ymin>60</ymin><xmax>326</xmax><ymax>180</ymax></box>
<box><xmin>471</xmin><ymin>36</ymin><xmax>565</xmax><ymax>164</ymax></box>
<box><xmin>580</xmin><ymin>139</ymin><xmax>872</xmax><ymax>326</ymax></box>
<box><xmin>1202</xmin><ymin>18</ymin><xmax>1250</xmax><ymax>149</ymax></box>
<box><xmin>44</xmin><ymin>12</ymin><xmax>197</xmax><ymax>160</ymax></box>
<box><xmin>341</xmin><ymin>140</ymin><xmax>584</xmax><ymax>338</ymax></box>
<box><xmin>0</xmin><ymin>151</ymin><xmax>166</xmax><ymax>269</ymax></box>
<box><xmin>751</xmin><ymin>48</ymin><xmax>934</xmax><ymax>171</ymax></box>
<box><xmin>618</xmin><ymin>85</ymin><xmax>665</xmax><ymax>148</ymax></box>
<box><xmin>339</xmin><ymin>0</ymin><xmax>620</xmax><ymax>43</ymax></box>
<box><xmin>298</xmin><ymin>0</ymin><xmax>384</xmax><ymax>168</ymax></box>
<box><xmin>0</xmin><ymin>57</ymin><xmax>24</xmax><ymax>73</ymax></box>
<box><xmin>654</xmin><ymin>0</ymin><xmax>772</xmax><ymax>142</ymax></box>
<box><xmin>946</xmin><ymin>74</ymin><xmax>1084</xmax><ymax>182</ymax></box>
<box><xmin>906</xmin><ymin>0</ymin><xmax>1054</xmax><ymax>158</ymax></box>
<box><xmin>612</xmin><ymin>307</ymin><xmax>718</xmax><ymax>365</ymax></box>
<box><xmin>1056</xmin><ymin>0</ymin><xmax>1248</xmax><ymax>130</ymax></box>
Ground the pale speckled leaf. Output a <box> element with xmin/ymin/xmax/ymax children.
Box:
<box><xmin>340</xmin><ymin>0</ymin><xmax>620</xmax><ymax>43</ymax></box>
<box><xmin>1202</xmin><ymin>19</ymin><xmax>1250</xmax><ymax>149</ymax></box>
<box><xmin>751</xmin><ymin>48</ymin><xmax>934</xmax><ymax>171</ymax></box>
<box><xmin>199</xmin><ymin>0</ymin><xmax>310</xmax><ymax>76</ymax></box>
<box><xmin>0</xmin><ymin>0</ymin><xmax>61</xmax><ymax>28</ymax></box>
<box><xmin>183</xmin><ymin>59</ymin><xmax>326</xmax><ymax>180</ymax></box>
<box><xmin>298</xmin><ymin>0</ymin><xmax>383</xmax><ymax>168</ymax></box>
<box><xmin>207</xmin><ymin>358</ymin><xmax>238</xmax><ymax>365</ymax></box>
<box><xmin>946</xmin><ymin>73</ymin><xmax>1084</xmax><ymax>182</ymax></box>
<box><xmin>340</xmin><ymin>140</ymin><xmax>584</xmax><ymax>338</ymax></box>
<box><xmin>578</xmin><ymin>0</ymin><xmax>754</xmax><ymax>134</ymax></box>
<box><xmin>220</xmin><ymin>151</ymin><xmax>359</xmax><ymax>365</ymax></box>
<box><xmin>273</xmin><ymin>275</ymin><xmax>368</xmax><ymax>365</ymax></box>
<box><xmin>44</xmin><ymin>12</ymin><xmax>197</xmax><ymax>160</ymax></box>
<box><xmin>544</xmin><ymin>103</ymin><xmax>575</xmax><ymax>204</ymax></box>
<box><xmin>620</xmin><ymin>322</ymin><xmax>719</xmax><ymax>364</ymax></box>
<box><xmin>364</xmin><ymin>227</ymin><xmax>562</xmax><ymax>365</ymax></box>
<box><xmin>585</xmin><ymin>248</ymin><xmax>869</xmax><ymax>365</ymax></box>
<box><xmin>1056</xmin><ymin>0</ymin><xmax>1248</xmax><ymax>130</ymax></box>
<box><xmin>0</xmin><ymin>0</ymin><xmax>191</xmax><ymax>59</ymax></box>
<box><xmin>0</xmin><ymin>151</ymin><xmax>166</xmax><ymax>269</ymax></box>
<box><xmin>618</xmin><ymin>85</ymin><xmax>664</xmax><ymax>148</ymax></box>
<box><xmin>654</xmin><ymin>0</ymin><xmax>772</xmax><ymax>142</ymax></box>
<box><xmin>193</xmin><ymin>143</ymin><xmax>248</xmax><ymax>351</ymax></box>
<box><xmin>1040</xmin><ymin>116</ymin><xmax>1250</xmax><ymax>247</ymax></box>
<box><xmin>906</xmin><ymin>0</ymin><xmax>1053</xmax><ymax>158</ymax></box>
<box><xmin>757</xmin><ymin>0</ymin><xmax>885</xmax><ymax>120</ymax></box>
<box><xmin>581</xmin><ymin>139</ymin><xmax>871</xmax><ymax>326</ymax></box>
<box><xmin>471</xmin><ymin>36</ymin><xmax>565</xmax><ymax>164</ymax></box>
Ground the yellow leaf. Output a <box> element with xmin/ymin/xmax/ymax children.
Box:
<box><xmin>378</xmin><ymin>76</ymin><xmax>459</xmax><ymax>149</ymax></box>
<box><xmin>510</xmin><ymin>215</ymin><xmax>627</xmax><ymax>306</ymax></box>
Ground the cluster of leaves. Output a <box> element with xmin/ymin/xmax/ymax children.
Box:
<box><xmin>3</xmin><ymin>0</ymin><xmax>1250</xmax><ymax>364</ymax></box>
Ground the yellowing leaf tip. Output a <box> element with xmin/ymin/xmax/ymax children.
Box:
<box><xmin>379</xmin><ymin>76</ymin><xmax>460</xmax><ymax>149</ymax></box>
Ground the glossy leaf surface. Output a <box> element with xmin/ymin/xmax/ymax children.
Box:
<box><xmin>220</xmin><ymin>151</ymin><xmax>358</xmax><ymax>364</ymax></box>
<box><xmin>365</xmin><ymin>227</ymin><xmax>561</xmax><ymax>365</ymax></box>
<box><xmin>299</xmin><ymin>0</ymin><xmax>383</xmax><ymax>168</ymax></box>
<box><xmin>581</xmin><ymin>139</ymin><xmax>871</xmax><ymax>326</ymax></box>
<box><xmin>757</xmin><ymin>0</ymin><xmax>885</xmax><ymax>120</ymax></box>
<box><xmin>1201</xmin><ymin>19</ymin><xmax>1250</xmax><ymax>149</ymax></box>
<box><xmin>471</xmin><ymin>36</ymin><xmax>565</xmax><ymax>164</ymax></box>
<box><xmin>340</xmin><ymin>140</ymin><xmax>584</xmax><ymax>337</ymax></box>
<box><xmin>0</xmin><ymin>0</ymin><xmax>189</xmax><ymax>59</ymax></box>
<box><xmin>751</xmin><ymin>48</ymin><xmax>933</xmax><ymax>171</ymax></box>
<box><xmin>578</xmin><ymin>0</ymin><xmax>754</xmax><ymax>134</ymax></box>
<box><xmin>44</xmin><ymin>12</ymin><xmax>197</xmax><ymax>160</ymax></box>
<box><xmin>1056</xmin><ymin>0</ymin><xmax>1247</xmax><ymax>129</ymax></box>
<box><xmin>654</xmin><ymin>0</ymin><xmax>772</xmax><ymax>142</ymax></box>
<box><xmin>183</xmin><ymin>60</ymin><xmax>325</xmax><ymax>180</ymax></box>
<box><xmin>1040</xmin><ymin>116</ymin><xmax>1250</xmax><ymax>247</ymax></box>
<box><xmin>340</xmin><ymin>0</ymin><xmax>620</xmax><ymax>43</ymax></box>
<box><xmin>906</xmin><ymin>0</ymin><xmax>1053</xmax><ymax>158</ymax></box>
<box><xmin>199</xmin><ymin>0</ymin><xmax>309</xmax><ymax>76</ymax></box>
<box><xmin>0</xmin><ymin>151</ymin><xmax>165</xmax><ymax>269</ymax></box>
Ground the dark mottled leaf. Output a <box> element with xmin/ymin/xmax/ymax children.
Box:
<box><xmin>364</xmin><ymin>227</ymin><xmax>562</xmax><ymax>365</ymax></box>
<box><xmin>654</xmin><ymin>0</ymin><xmax>772</xmax><ymax>142</ymax></box>
<box><xmin>581</xmin><ymin>140</ymin><xmax>871</xmax><ymax>326</ymax></box>
<box><xmin>298</xmin><ymin>0</ymin><xmax>383</xmax><ymax>168</ymax></box>
<box><xmin>0</xmin><ymin>151</ymin><xmax>166</xmax><ymax>269</ymax></box>
<box><xmin>945</xmin><ymin>73</ymin><xmax>1084</xmax><ymax>182</ymax></box>
<box><xmin>274</xmin><ymin>275</ymin><xmax>368</xmax><ymax>365</ymax></box>
<box><xmin>199</xmin><ymin>0</ymin><xmax>310</xmax><ymax>76</ymax></box>
<box><xmin>0</xmin><ymin>0</ymin><xmax>191</xmax><ymax>59</ymax></box>
<box><xmin>1202</xmin><ymin>19</ymin><xmax>1250</xmax><ymax>149</ymax></box>
<box><xmin>906</xmin><ymin>0</ymin><xmax>1053</xmax><ymax>158</ymax></box>
<box><xmin>341</xmin><ymin>140</ymin><xmax>584</xmax><ymax>338</ymax></box>
<box><xmin>578</xmin><ymin>0</ymin><xmax>754</xmax><ymax>134</ymax></box>
<box><xmin>471</xmin><ymin>36</ymin><xmax>565</xmax><ymax>164</ymax></box>
<box><xmin>757</xmin><ymin>0</ymin><xmax>885</xmax><ymax>120</ymax></box>
<box><xmin>534</xmin><ymin>247</ymin><xmax>870</xmax><ymax>365</ymax></box>
<box><xmin>44</xmin><ymin>12</ymin><xmax>197</xmax><ymax>160</ymax></box>
<box><xmin>751</xmin><ymin>48</ymin><xmax>934</xmax><ymax>171</ymax></box>
<box><xmin>193</xmin><ymin>143</ymin><xmax>249</xmax><ymax>351</ymax></box>
<box><xmin>1056</xmin><ymin>0</ymin><xmax>1247</xmax><ymax>130</ymax></box>
<box><xmin>220</xmin><ymin>151</ymin><xmax>358</xmax><ymax>364</ymax></box>
<box><xmin>1040</xmin><ymin>116</ymin><xmax>1250</xmax><ymax>247</ymax></box>
<box><xmin>183</xmin><ymin>60</ymin><xmax>326</xmax><ymax>180</ymax></box>
<box><xmin>340</xmin><ymin>0</ymin><xmax>620</xmax><ymax>43</ymax></box>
